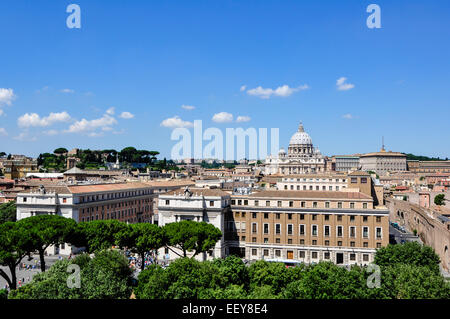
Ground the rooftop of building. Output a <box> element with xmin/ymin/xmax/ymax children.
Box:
<box><xmin>162</xmin><ymin>187</ymin><xmax>230</xmax><ymax>197</ymax></box>
<box><xmin>234</xmin><ymin>190</ymin><xmax>373</xmax><ymax>200</ymax></box>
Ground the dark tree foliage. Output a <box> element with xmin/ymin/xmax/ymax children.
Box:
<box><xmin>66</xmin><ymin>220</ymin><xmax>127</xmax><ymax>253</ymax></box>
<box><xmin>163</xmin><ymin>221</ymin><xmax>222</xmax><ymax>258</ymax></box>
<box><xmin>0</xmin><ymin>201</ymin><xmax>17</xmax><ymax>224</ymax></box>
<box><xmin>115</xmin><ymin>223</ymin><xmax>165</xmax><ymax>271</ymax></box>
<box><xmin>0</xmin><ymin>222</ymin><xmax>33</xmax><ymax>290</ymax></box>
<box><xmin>374</xmin><ymin>242</ymin><xmax>441</xmax><ymax>275</ymax></box>
<box><xmin>8</xmin><ymin>250</ymin><xmax>133</xmax><ymax>299</ymax></box>
<box><xmin>17</xmin><ymin>215</ymin><xmax>76</xmax><ymax>272</ymax></box>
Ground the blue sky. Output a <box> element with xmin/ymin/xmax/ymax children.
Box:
<box><xmin>0</xmin><ymin>0</ymin><xmax>449</xmax><ymax>160</ymax></box>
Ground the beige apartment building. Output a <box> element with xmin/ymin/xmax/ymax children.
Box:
<box><xmin>228</xmin><ymin>190</ymin><xmax>389</xmax><ymax>265</ymax></box>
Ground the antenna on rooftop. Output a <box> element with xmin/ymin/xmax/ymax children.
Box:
<box><xmin>381</xmin><ymin>136</ymin><xmax>385</xmax><ymax>152</ymax></box>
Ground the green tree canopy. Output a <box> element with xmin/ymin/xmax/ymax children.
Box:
<box><xmin>53</xmin><ymin>148</ymin><xmax>68</xmax><ymax>155</ymax></box>
<box><xmin>66</xmin><ymin>220</ymin><xmax>127</xmax><ymax>254</ymax></box>
<box><xmin>0</xmin><ymin>201</ymin><xmax>17</xmax><ymax>224</ymax></box>
<box><xmin>8</xmin><ymin>249</ymin><xmax>133</xmax><ymax>299</ymax></box>
<box><xmin>0</xmin><ymin>222</ymin><xmax>33</xmax><ymax>290</ymax></box>
<box><xmin>163</xmin><ymin>221</ymin><xmax>222</xmax><ymax>258</ymax></box>
<box><xmin>115</xmin><ymin>223</ymin><xmax>165</xmax><ymax>271</ymax></box>
<box><xmin>374</xmin><ymin>242</ymin><xmax>441</xmax><ymax>275</ymax></box>
<box><xmin>17</xmin><ymin>215</ymin><xmax>76</xmax><ymax>272</ymax></box>
<box><xmin>434</xmin><ymin>194</ymin><xmax>446</xmax><ymax>206</ymax></box>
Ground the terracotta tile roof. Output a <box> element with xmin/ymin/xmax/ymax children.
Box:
<box><xmin>68</xmin><ymin>182</ymin><xmax>153</xmax><ymax>194</ymax></box>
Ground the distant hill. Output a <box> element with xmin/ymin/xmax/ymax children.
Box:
<box><xmin>404</xmin><ymin>153</ymin><xmax>449</xmax><ymax>161</ymax></box>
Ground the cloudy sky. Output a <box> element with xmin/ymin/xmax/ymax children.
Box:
<box><xmin>0</xmin><ymin>0</ymin><xmax>449</xmax><ymax>159</ymax></box>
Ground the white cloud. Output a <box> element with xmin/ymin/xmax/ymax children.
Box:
<box><xmin>240</xmin><ymin>85</ymin><xmax>247</xmax><ymax>92</ymax></box>
<box><xmin>106</xmin><ymin>107</ymin><xmax>115</xmax><ymax>115</ymax></box>
<box><xmin>43</xmin><ymin>129</ymin><xmax>59</xmax><ymax>136</ymax></box>
<box><xmin>0</xmin><ymin>88</ymin><xmax>16</xmax><ymax>106</ymax></box>
<box><xmin>119</xmin><ymin>111</ymin><xmax>134</xmax><ymax>119</ymax></box>
<box><xmin>336</xmin><ymin>77</ymin><xmax>355</xmax><ymax>91</ymax></box>
<box><xmin>246</xmin><ymin>84</ymin><xmax>309</xmax><ymax>99</ymax></box>
<box><xmin>13</xmin><ymin>132</ymin><xmax>37</xmax><ymax>142</ymax></box>
<box><xmin>0</xmin><ymin>109</ymin><xmax>4</xmax><ymax>116</ymax></box>
<box><xmin>65</xmin><ymin>113</ymin><xmax>117</xmax><ymax>134</ymax></box>
<box><xmin>60</xmin><ymin>88</ymin><xmax>75</xmax><ymax>94</ymax></box>
<box><xmin>160</xmin><ymin>116</ymin><xmax>194</xmax><ymax>128</ymax></box>
<box><xmin>0</xmin><ymin>128</ymin><xmax>7</xmax><ymax>136</ymax></box>
<box><xmin>18</xmin><ymin>111</ymin><xmax>71</xmax><ymax>128</ymax></box>
<box><xmin>342</xmin><ymin>113</ymin><xmax>354</xmax><ymax>119</ymax></box>
<box><xmin>212</xmin><ymin>112</ymin><xmax>233</xmax><ymax>123</ymax></box>
<box><xmin>236</xmin><ymin>115</ymin><xmax>251</xmax><ymax>123</ymax></box>
<box><xmin>181</xmin><ymin>104</ymin><xmax>195</xmax><ymax>111</ymax></box>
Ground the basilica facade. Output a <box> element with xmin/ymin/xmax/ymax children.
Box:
<box><xmin>264</xmin><ymin>122</ymin><xmax>326</xmax><ymax>175</ymax></box>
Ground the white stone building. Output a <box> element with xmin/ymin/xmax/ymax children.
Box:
<box><xmin>265</xmin><ymin>122</ymin><xmax>326</xmax><ymax>175</ymax></box>
<box><xmin>157</xmin><ymin>187</ymin><xmax>231</xmax><ymax>261</ymax></box>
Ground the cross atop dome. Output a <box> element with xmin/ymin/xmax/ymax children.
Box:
<box><xmin>298</xmin><ymin>122</ymin><xmax>304</xmax><ymax>132</ymax></box>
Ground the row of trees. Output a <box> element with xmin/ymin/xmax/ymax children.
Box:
<box><xmin>135</xmin><ymin>242</ymin><xmax>449</xmax><ymax>299</ymax></box>
<box><xmin>37</xmin><ymin>147</ymin><xmax>161</xmax><ymax>172</ymax></box>
<box><xmin>0</xmin><ymin>217</ymin><xmax>222</xmax><ymax>290</ymax></box>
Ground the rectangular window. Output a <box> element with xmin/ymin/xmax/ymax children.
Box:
<box><xmin>361</xmin><ymin>178</ymin><xmax>367</xmax><ymax>184</ymax></box>
<box><xmin>299</xmin><ymin>250</ymin><xmax>306</xmax><ymax>258</ymax></box>
<box><xmin>325</xmin><ymin>202</ymin><xmax>330</xmax><ymax>208</ymax></box>
<box><xmin>252</xmin><ymin>249</ymin><xmax>257</xmax><ymax>256</ymax></box>
<box><xmin>289</xmin><ymin>201</ymin><xmax>294</xmax><ymax>207</ymax></box>
<box><xmin>264</xmin><ymin>212</ymin><xmax>269</xmax><ymax>219</ymax></box>
<box><xmin>312</xmin><ymin>225</ymin><xmax>318</xmax><ymax>236</ymax></box>
<box><xmin>363</xmin><ymin>203</ymin><xmax>368</xmax><ymax>209</ymax></box>
<box><xmin>300</xmin><ymin>214</ymin><xmax>305</xmax><ymax>220</ymax></box>
<box><xmin>252</xmin><ymin>223</ymin><xmax>257</xmax><ymax>234</ymax></box>
<box><xmin>287</xmin><ymin>213</ymin><xmax>293</xmax><ymax>220</ymax></box>
<box><xmin>350</xmin><ymin>202</ymin><xmax>355</xmax><ymax>209</ymax></box>
<box><xmin>312</xmin><ymin>214</ymin><xmax>317</xmax><ymax>221</ymax></box>
<box><xmin>165</xmin><ymin>200</ymin><xmax>170</xmax><ymax>205</ymax></box>
<box><xmin>254</xmin><ymin>200</ymin><xmax>259</xmax><ymax>206</ymax></box>
<box><xmin>263</xmin><ymin>249</ymin><xmax>269</xmax><ymax>256</ymax></box>
<box><xmin>376</xmin><ymin>227</ymin><xmax>382</xmax><ymax>239</ymax></box>
<box><xmin>324</xmin><ymin>225</ymin><xmax>330</xmax><ymax>237</ymax></box>
<box><xmin>263</xmin><ymin>223</ymin><xmax>269</xmax><ymax>234</ymax></box>
<box><xmin>324</xmin><ymin>252</ymin><xmax>330</xmax><ymax>260</ymax></box>
<box><xmin>311</xmin><ymin>252</ymin><xmax>318</xmax><ymax>259</ymax></box>
<box><xmin>350</xmin><ymin>226</ymin><xmax>356</xmax><ymax>238</ymax></box>
<box><xmin>363</xmin><ymin>254</ymin><xmax>369</xmax><ymax>262</ymax></box>
<box><xmin>350</xmin><ymin>215</ymin><xmax>355</xmax><ymax>222</ymax></box>
<box><xmin>299</xmin><ymin>224</ymin><xmax>305</xmax><ymax>236</ymax></box>
<box><xmin>376</xmin><ymin>216</ymin><xmax>381</xmax><ymax>223</ymax></box>
<box><xmin>275</xmin><ymin>224</ymin><xmax>281</xmax><ymax>235</ymax></box>
<box><xmin>324</xmin><ymin>240</ymin><xmax>330</xmax><ymax>246</ymax></box>
<box><xmin>275</xmin><ymin>250</ymin><xmax>281</xmax><ymax>257</ymax></box>
<box><xmin>337</xmin><ymin>226</ymin><xmax>343</xmax><ymax>237</ymax></box>
<box><xmin>301</xmin><ymin>201</ymin><xmax>306</xmax><ymax>208</ymax></box>
<box><xmin>266</xmin><ymin>201</ymin><xmax>270</xmax><ymax>207</ymax></box>
<box><xmin>363</xmin><ymin>226</ymin><xmax>369</xmax><ymax>238</ymax></box>
<box><xmin>350</xmin><ymin>253</ymin><xmax>356</xmax><ymax>261</ymax></box>
<box><xmin>277</xmin><ymin>201</ymin><xmax>282</xmax><ymax>207</ymax></box>
<box><xmin>312</xmin><ymin>240</ymin><xmax>317</xmax><ymax>245</ymax></box>
<box><xmin>337</xmin><ymin>215</ymin><xmax>342</xmax><ymax>221</ymax></box>
<box><xmin>287</xmin><ymin>224</ymin><xmax>293</xmax><ymax>235</ymax></box>
<box><xmin>252</xmin><ymin>212</ymin><xmax>257</xmax><ymax>219</ymax></box>
<box><xmin>338</xmin><ymin>202</ymin><xmax>342</xmax><ymax>209</ymax></box>
<box><xmin>210</xmin><ymin>201</ymin><xmax>214</xmax><ymax>207</ymax></box>
<box><xmin>276</xmin><ymin>213</ymin><xmax>281</xmax><ymax>219</ymax></box>
<box><xmin>313</xmin><ymin>202</ymin><xmax>318</xmax><ymax>208</ymax></box>
<box><xmin>324</xmin><ymin>214</ymin><xmax>330</xmax><ymax>221</ymax></box>
<box><xmin>351</xmin><ymin>177</ymin><xmax>357</xmax><ymax>183</ymax></box>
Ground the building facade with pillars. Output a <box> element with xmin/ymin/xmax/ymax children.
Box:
<box><xmin>157</xmin><ymin>187</ymin><xmax>232</xmax><ymax>261</ymax></box>
<box><xmin>264</xmin><ymin>122</ymin><xmax>326</xmax><ymax>175</ymax></box>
